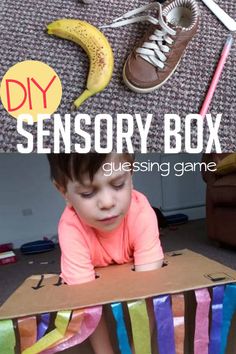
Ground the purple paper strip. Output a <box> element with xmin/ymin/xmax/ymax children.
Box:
<box><xmin>37</xmin><ymin>313</ymin><xmax>50</xmax><ymax>340</ymax></box>
<box><xmin>194</xmin><ymin>288</ymin><xmax>211</xmax><ymax>354</ymax></box>
<box><xmin>153</xmin><ymin>295</ymin><xmax>176</xmax><ymax>354</ymax></box>
<box><xmin>209</xmin><ymin>286</ymin><xmax>225</xmax><ymax>354</ymax></box>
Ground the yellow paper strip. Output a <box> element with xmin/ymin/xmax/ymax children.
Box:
<box><xmin>47</xmin><ymin>309</ymin><xmax>84</xmax><ymax>350</ymax></box>
<box><xmin>22</xmin><ymin>311</ymin><xmax>71</xmax><ymax>354</ymax></box>
<box><xmin>128</xmin><ymin>300</ymin><xmax>151</xmax><ymax>354</ymax></box>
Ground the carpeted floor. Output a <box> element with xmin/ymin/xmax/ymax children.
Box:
<box><xmin>1</xmin><ymin>218</ymin><xmax>236</xmax><ymax>306</ymax></box>
<box><xmin>0</xmin><ymin>0</ymin><xmax>235</xmax><ymax>151</ymax></box>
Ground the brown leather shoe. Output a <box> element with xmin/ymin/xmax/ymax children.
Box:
<box><xmin>122</xmin><ymin>0</ymin><xmax>199</xmax><ymax>93</ymax></box>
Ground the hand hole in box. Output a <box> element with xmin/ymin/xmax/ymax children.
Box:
<box><xmin>53</xmin><ymin>276</ymin><xmax>64</xmax><ymax>287</ymax></box>
<box><xmin>170</xmin><ymin>252</ymin><xmax>183</xmax><ymax>257</ymax></box>
<box><xmin>131</xmin><ymin>261</ymin><xmax>168</xmax><ymax>271</ymax></box>
<box><xmin>204</xmin><ymin>272</ymin><xmax>234</xmax><ymax>282</ymax></box>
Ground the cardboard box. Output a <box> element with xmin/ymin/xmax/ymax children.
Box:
<box><xmin>0</xmin><ymin>249</ymin><xmax>236</xmax><ymax>353</ymax></box>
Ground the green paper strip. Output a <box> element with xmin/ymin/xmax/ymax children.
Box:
<box><xmin>0</xmin><ymin>319</ymin><xmax>16</xmax><ymax>354</ymax></box>
<box><xmin>128</xmin><ymin>300</ymin><xmax>151</xmax><ymax>354</ymax></box>
<box><xmin>22</xmin><ymin>311</ymin><xmax>71</xmax><ymax>354</ymax></box>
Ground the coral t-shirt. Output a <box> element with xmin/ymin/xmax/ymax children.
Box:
<box><xmin>58</xmin><ymin>189</ymin><xmax>163</xmax><ymax>285</ymax></box>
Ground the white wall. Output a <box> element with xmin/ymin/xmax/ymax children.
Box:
<box><xmin>0</xmin><ymin>154</ymin><xmax>64</xmax><ymax>248</ymax></box>
<box><xmin>0</xmin><ymin>153</ymin><xmax>206</xmax><ymax>248</ymax></box>
<box><xmin>133</xmin><ymin>153</ymin><xmax>206</xmax><ymax>220</ymax></box>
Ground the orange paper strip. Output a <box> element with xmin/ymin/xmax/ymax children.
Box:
<box><xmin>18</xmin><ymin>316</ymin><xmax>37</xmax><ymax>352</ymax></box>
<box><xmin>172</xmin><ymin>294</ymin><xmax>185</xmax><ymax>354</ymax></box>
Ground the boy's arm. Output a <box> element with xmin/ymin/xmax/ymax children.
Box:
<box><xmin>132</xmin><ymin>201</ymin><xmax>164</xmax><ymax>351</ymax></box>
<box><xmin>132</xmin><ymin>196</ymin><xmax>164</xmax><ymax>270</ymax></box>
<box><xmin>59</xmin><ymin>218</ymin><xmax>114</xmax><ymax>354</ymax></box>
<box><xmin>134</xmin><ymin>260</ymin><xmax>163</xmax><ymax>272</ymax></box>
<box><xmin>90</xmin><ymin>312</ymin><xmax>115</xmax><ymax>354</ymax></box>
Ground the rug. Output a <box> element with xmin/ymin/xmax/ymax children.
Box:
<box><xmin>0</xmin><ymin>0</ymin><xmax>235</xmax><ymax>151</ymax></box>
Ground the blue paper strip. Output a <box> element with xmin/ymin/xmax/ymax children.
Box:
<box><xmin>220</xmin><ymin>283</ymin><xmax>236</xmax><ymax>354</ymax></box>
<box><xmin>111</xmin><ymin>303</ymin><xmax>132</xmax><ymax>354</ymax></box>
<box><xmin>37</xmin><ymin>313</ymin><xmax>50</xmax><ymax>340</ymax></box>
<box><xmin>209</xmin><ymin>286</ymin><xmax>225</xmax><ymax>354</ymax></box>
<box><xmin>153</xmin><ymin>295</ymin><xmax>176</xmax><ymax>354</ymax></box>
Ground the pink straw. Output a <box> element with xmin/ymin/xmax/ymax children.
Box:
<box><xmin>200</xmin><ymin>34</ymin><xmax>233</xmax><ymax>117</ymax></box>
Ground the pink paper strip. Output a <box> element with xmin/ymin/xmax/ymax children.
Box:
<box><xmin>194</xmin><ymin>288</ymin><xmax>211</xmax><ymax>354</ymax></box>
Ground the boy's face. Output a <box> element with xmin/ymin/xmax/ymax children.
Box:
<box><xmin>63</xmin><ymin>154</ymin><xmax>133</xmax><ymax>232</ymax></box>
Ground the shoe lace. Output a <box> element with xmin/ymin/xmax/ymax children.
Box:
<box><xmin>101</xmin><ymin>2</ymin><xmax>176</xmax><ymax>69</ymax></box>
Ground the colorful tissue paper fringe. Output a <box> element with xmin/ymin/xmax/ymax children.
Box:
<box><xmin>1</xmin><ymin>284</ymin><xmax>236</xmax><ymax>354</ymax></box>
<box><xmin>41</xmin><ymin>306</ymin><xmax>102</xmax><ymax>354</ymax></box>
<box><xmin>22</xmin><ymin>310</ymin><xmax>72</xmax><ymax>354</ymax></box>
<box><xmin>18</xmin><ymin>306</ymin><xmax>101</xmax><ymax>354</ymax></box>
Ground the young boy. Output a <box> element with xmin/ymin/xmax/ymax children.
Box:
<box><xmin>48</xmin><ymin>153</ymin><xmax>164</xmax><ymax>354</ymax></box>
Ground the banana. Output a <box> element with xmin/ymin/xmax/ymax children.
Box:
<box><xmin>47</xmin><ymin>19</ymin><xmax>114</xmax><ymax>109</ymax></box>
